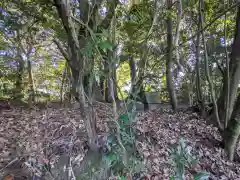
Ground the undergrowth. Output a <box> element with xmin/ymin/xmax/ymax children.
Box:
<box><xmin>170</xmin><ymin>138</ymin><xmax>210</xmax><ymax>180</ymax></box>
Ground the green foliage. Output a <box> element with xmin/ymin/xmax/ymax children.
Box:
<box><xmin>170</xmin><ymin>138</ymin><xmax>210</xmax><ymax>180</ymax></box>
<box><xmin>103</xmin><ymin>111</ymin><xmax>144</xmax><ymax>179</ymax></box>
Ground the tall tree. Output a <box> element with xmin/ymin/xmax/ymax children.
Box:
<box><xmin>166</xmin><ymin>0</ymin><xmax>178</xmax><ymax>111</ymax></box>
<box><xmin>53</xmin><ymin>0</ymin><xmax>118</xmax><ymax>150</ymax></box>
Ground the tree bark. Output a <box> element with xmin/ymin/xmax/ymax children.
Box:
<box><xmin>60</xmin><ymin>62</ymin><xmax>67</xmax><ymax>104</ymax></box>
<box><xmin>200</xmin><ymin>0</ymin><xmax>222</xmax><ymax>130</ymax></box>
<box><xmin>129</xmin><ymin>56</ymin><xmax>136</xmax><ymax>89</ymax></box>
<box><xmin>54</xmin><ymin>0</ymin><xmax>98</xmax><ymax>150</ymax></box>
<box><xmin>218</xmin><ymin>7</ymin><xmax>240</xmax><ymax>124</ymax></box>
<box><xmin>166</xmin><ymin>0</ymin><xmax>178</xmax><ymax>111</ymax></box>
<box><xmin>27</xmin><ymin>60</ymin><xmax>35</xmax><ymax>105</ymax></box>
<box><xmin>195</xmin><ymin>10</ymin><xmax>205</xmax><ymax>116</ymax></box>
<box><xmin>224</xmin><ymin>12</ymin><xmax>230</xmax><ymax>128</ymax></box>
<box><xmin>216</xmin><ymin>6</ymin><xmax>240</xmax><ymax>160</ymax></box>
<box><xmin>15</xmin><ymin>59</ymin><xmax>24</xmax><ymax>100</ymax></box>
<box><xmin>54</xmin><ymin>0</ymin><xmax>118</xmax><ymax>150</ymax></box>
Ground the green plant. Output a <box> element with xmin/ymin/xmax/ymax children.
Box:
<box><xmin>170</xmin><ymin>138</ymin><xmax>210</xmax><ymax>180</ymax></box>
<box><xmin>103</xmin><ymin>110</ymin><xmax>145</xmax><ymax>179</ymax></box>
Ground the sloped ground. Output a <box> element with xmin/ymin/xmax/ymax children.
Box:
<box><xmin>0</xmin><ymin>102</ymin><xmax>240</xmax><ymax>180</ymax></box>
<box><xmin>135</xmin><ymin>110</ymin><xmax>240</xmax><ymax>179</ymax></box>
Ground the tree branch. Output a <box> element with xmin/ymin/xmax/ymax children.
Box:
<box><xmin>179</xmin><ymin>2</ymin><xmax>240</xmax><ymax>47</ymax></box>
<box><xmin>53</xmin><ymin>38</ymin><xmax>69</xmax><ymax>62</ymax></box>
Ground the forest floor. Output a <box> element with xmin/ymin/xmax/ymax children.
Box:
<box><xmin>0</xmin><ymin>102</ymin><xmax>240</xmax><ymax>180</ymax></box>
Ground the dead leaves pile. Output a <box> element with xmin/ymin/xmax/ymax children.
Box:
<box><xmin>135</xmin><ymin>110</ymin><xmax>240</xmax><ymax>179</ymax></box>
<box><xmin>0</xmin><ymin>103</ymin><xmax>240</xmax><ymax>179</ymax></box>
<box><xmin>0</xmin><ymin>106</ymin><xmax>88</xmax><ymax>179</ymax></box>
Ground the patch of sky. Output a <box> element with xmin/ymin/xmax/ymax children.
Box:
<box><xmin>122</xmin><ymin>80</ymin><xmax>131</xmax><ymax>92</ymax></box>
<box><xmin>52</xmin><ymin>57</ymin><xmax>58</xmax><ymax>68</ymax></box>
<box><xmin>75</xmin><ymin>8</ymin><xmax>81</xmax><ymax>17</ymax></box>
<box><xmin>119</xmin><ymin>0</ymin><xmax>128</xmax><ymax>3</ymax></box>
<box><xmin>99</xmin><ymin>6</ymin><xmax>107</xmax><ymax>18</ymax></box>
<box><xmin>0</xmin><ymin>8</ymin><xmax>8</xmax><ymax>16</ymax></box>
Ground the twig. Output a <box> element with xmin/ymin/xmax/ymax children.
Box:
<box><xmin>0</xmin><ymin>157</ymin><xmax>19</xmax><ymax>172</ymax></box>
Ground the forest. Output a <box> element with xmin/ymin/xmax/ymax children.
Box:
<box><xmin>1</xmin><ymin>0</ymin><xmax>240</xmax><ymax>179</ymax></box>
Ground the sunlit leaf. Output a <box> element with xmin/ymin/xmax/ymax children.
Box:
<box><xmin>98</xmin><ymin>41</ymin><xmax>113</xmax><ymax>50</ymax></box>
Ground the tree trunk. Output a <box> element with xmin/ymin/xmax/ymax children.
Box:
<box><xmin>223</xmin><ymin>117</ymin><xmax>240</xmax><ymax>161</ymax></box>
<box><xmin>224</xmin><ymin>13</ymin><xmax>230</xmax><ymax>128</ymax></box>
<box><xmin>15</xmin><ymin>57</ymin><xmax>24</xmax><ymax>100</ymax></box>
<box><xmin>166</xmin><ymin>0</ymin><xmax>178</xmax><ymax>112</ymax></box>
<box><xmin>200</xmin><ymin>0</ymin><xmax>222</xmax><ymax>130</ymax></box>
<box><xmin>129</xmin><ymin>56</ymin><xmax>136</xmax><ymax>89</ymax></box>
<box><xmin>60</xmin><ymin>62</ymin><xmax>67</xmax><ymax>104</ymax></box>
<box><xmin>27</xmin><ymin>60</ymin><xmax>35</xmax><ymax>105</ymax></box>
<box><xmin>195</xmin><ymin>10</ymin><xmax>205</xmax><ymax>116</ymax></box>
<box><xmin>54</xmin><ymin>0</ymin><xmax>98</xmax><ymax>150</ymax></box>
<box><xmin>104</xmin><ymin>51</ymin><xmax>118</xmax><ymax>103</ymax></box>
<box><xmin>54</xmin><ymin>0</ymin><xmax>118</xmax><ymax>150</ymax></box>
<box><xmin>215</xmin><ymin>6</ymin><xmax>240</xmax><ymax>160</ymax></box>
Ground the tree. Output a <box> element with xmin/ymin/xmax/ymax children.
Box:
<box><xmin>218</xmin><ymin>6</ymin><xmax>240</xmax><ymax>161</ymax></box>
<box><xmin>52</xmin><ymin>0</ymin><xmax>119</xmax><ymax>150</ymax></box>
<box><xmin>166</xmin><ymin>0</ymin><xmax>178</xmax><ymax>111</ymax></box>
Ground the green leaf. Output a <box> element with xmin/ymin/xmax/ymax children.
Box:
<box><xmin>107</xmin><ymin>134</ymin><xmax>115</xmax><ymax>144</ymax></box>
<box><xmin>104</xmin><ymin>153</ymin><xmax>117</xmax><ymax>166</ymax></box>
<box><xmin>98</xmin><ymin>41</ymin><xmax>113</xmax><ymax>50</ymax></box>
<box><xmin>193</xmin><ymin>171</ymin><xmax>210</xmax><ymax>180</ymax></box>
<box><xmin>117</xmin><ymin>176</ymin><xmax>126</xmax><ymax>180</ymax></box>
<box><xmin>119</xmin><ymin>113</ymin><xmax>130</xmax><ymax>123</ymax></box>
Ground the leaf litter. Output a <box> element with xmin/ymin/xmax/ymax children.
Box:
<box><xmin>0</xmin><ymin>103</ymin><xmax>240</xmax><ymax>180</ymax></box>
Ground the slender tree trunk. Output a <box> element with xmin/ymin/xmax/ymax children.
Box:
<box><xmin>200</xmin><ymin>0</ymin><xmax>222</xmax><ymax>130</ymax></box>
<box><xmin>27</xmin><ymin>59</ymin><xmax>35</xmax><ymax>105</ymax></box>
<box><xmin>129</xmin><ymin>56</ymin><xmax>136</xmax><ymax>90</ymax></box>
<box><xmin>224</xmin><ymin>12</ymin><xmax>230</xmax><ymax>128</ymax></box>
<box><xmin>60</xmin><ymin>61</ymin><xmax>67</xmax><ymax>104</ymax></box>
<box><xmin>166</xmin><ymin>0</ymin><xmax>178</xmax><ymax>111</ymax></box>
<box><xmin>195</xmin><ymin>5</ymin><xmax>205</xmax><ymax>116</ymax></box>
<box><xmin>105</xmin><ymin>47</ymin><xmax>118</xmax><ymax>102</ymax></box>
<box><xmin>15</xmin><ymin>55</ymin><xmax>24</xmax><ymax>100</ymax></box>
<box><xmin>174</xmin><ymin>0</ymin><xmax>183</xmax><ymax>72</ymax></box>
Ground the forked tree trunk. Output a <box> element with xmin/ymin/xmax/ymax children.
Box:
<box><xmin>217</xmin><ymin>6</ymin><xmax>240</xmax><ymax>160</ymax></box>
<box><xmin>166</xmin><ymin>0</ymin><xmax>178</xmax><ymax>111</ymax></box>
<box><xmin>54</xmin><ymin>0</ymin><xmax>118</xmax><ymax>150</ymax></box>
<box><xmin>54</xmin><ymin>0</ymin><xmax>98</xmax><ymax>150</ymax></box>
